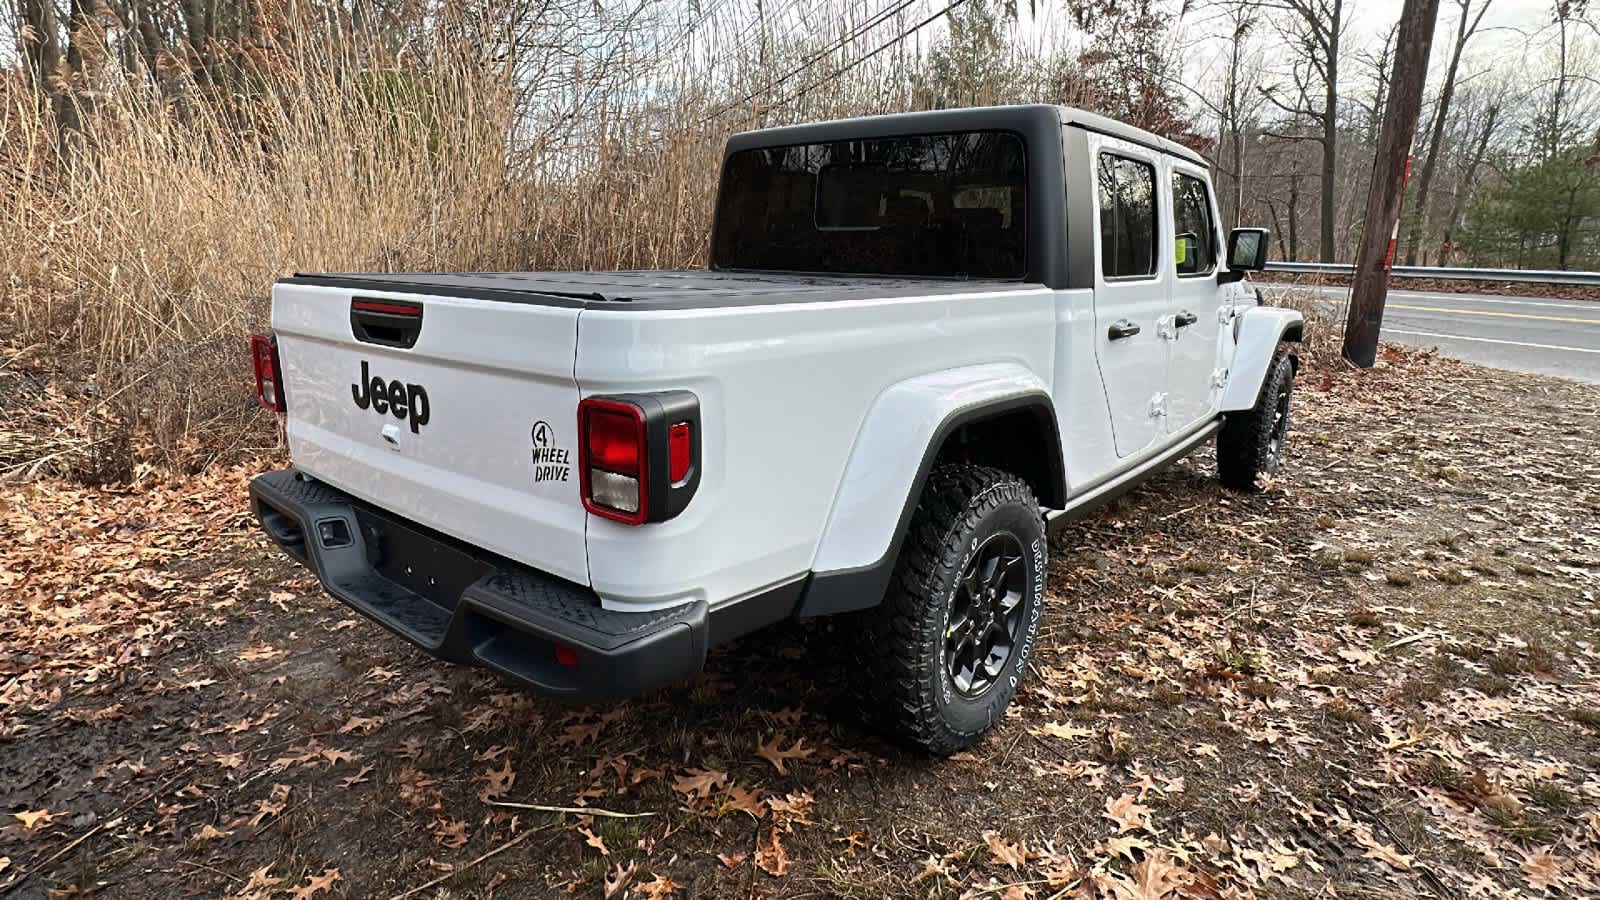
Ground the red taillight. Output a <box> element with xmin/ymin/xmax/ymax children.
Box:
<box><xmin>579</xmin><ymin>398</ymin><xmax>648</xmax><ymax>525</ymax></box>
<box><xmin>586</xmin><ymin>407</ymin><xmax>643</xmax><ymax>476</ymax></box>
<box><xmin>668</xmin><ymin>422</ymin><xmax>692</xmax><ymax>484</ymax></box>
<box><xmin>250</xmin><ymin>334</ymin><xmax>286</xmax><ymax>413</ymax></box>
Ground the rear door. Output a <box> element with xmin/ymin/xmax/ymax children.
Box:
<box><xmin>1089</xmin><ymin>136</ymin><xmax>1170</xmax><ymax>458</ymax></box>
<box><xmin>271</xmin><ymin>282</ymin><xmax>590</xmax><ymax>585</ymax></box>
<box><xmin>1164</xmin><ymin>163</ymin><xmax>1229</xmax><ymax>431</ymax></box>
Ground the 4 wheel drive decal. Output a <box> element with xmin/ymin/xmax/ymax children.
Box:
<box><xmin>351</xmin><ymin>360</ymin><xmax>431</xmax><ymax>434</ymax></box>
<box><xmin>529</xmin><ymin>420</ymin><xmax>571</xmax><ymax>483</ymax></box>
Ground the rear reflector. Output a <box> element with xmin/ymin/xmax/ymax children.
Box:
<box><xmin>668</xmin><ymin>422</ymin><xmax>692</xmax><ymax>484</ymax></box>
<box><xmin>250</xmin><ymin>334</ymin><xmax>286</xmax><ymax>413</ymax></box>
<box><xmin>554</xmin><ymin>644</ymin><xmax>579</xmax><ymax>668</ymax></box>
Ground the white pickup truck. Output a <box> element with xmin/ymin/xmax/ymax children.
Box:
<box><xmin>250</xmin><ymin>105</ymin><xmax>1303</xmax><ymax>753</ymax></box>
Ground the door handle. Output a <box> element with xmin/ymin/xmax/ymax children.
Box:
<box><xmin>1107</xmin><ymin>320</ymin><xmax>1141</xmax><ymax>340</ymax></box>
<box><xmin>1174</xmin><ymin>310</ymin><xmax>1199</xmax><ymax>328</ymax></box>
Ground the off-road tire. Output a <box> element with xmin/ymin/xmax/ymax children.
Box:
<box><xmin>1218</xmin><ymin>351</ymin><xmax>1295</xmax><ymax>491</ymax></box>
<box><xmin>851</xmin><ymin>465</ymin><xmax>1047</xmax><ymax>755</ymax></box>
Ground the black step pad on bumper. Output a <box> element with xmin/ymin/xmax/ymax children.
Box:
<box><xmin>248</xmin><ymin>468</ymin><xmax>709</xmax><ymax>701</ymax></box>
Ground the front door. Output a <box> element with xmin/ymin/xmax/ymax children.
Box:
<box><xmin>1089</xmin><ymin>137</ymin><xmax>1170</xmax><ymax>458</ymax></box>
<box><xmin>1164</xmin><ymin>164</ymin><xmax>1229</xmax><ymax>431</ymax></box>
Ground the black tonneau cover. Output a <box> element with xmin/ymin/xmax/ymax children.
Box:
<box><xmin>279</xmin><ymin>270</ymin><xmax>1033</xmax><ymax>311</ymax></box>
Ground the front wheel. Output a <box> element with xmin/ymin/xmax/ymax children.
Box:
<box><xmin>1218</xmin><ymin>351</ymin><xmax>1295</xmax><ymax>491</ymax></box>
<box><xmin>852</xmin><ymin>465</ymin><xmax>1047</xmax><ymax>755</ymax></box>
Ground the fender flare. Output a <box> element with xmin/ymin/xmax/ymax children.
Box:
<box><xmin>796</xmin><ymin>363</ymin><xmax>1063</xmax><ymax>618</ymax></box>
<box><xmin>1220</xmin><ymin>306</ymin><xmax>1305</xmax><ymax>412</ymax></box>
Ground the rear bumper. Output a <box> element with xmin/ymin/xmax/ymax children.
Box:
<box><xmin>249</xmin><ymin>468</ymin><xmax>795</xmax><ymax>702</ymax></box>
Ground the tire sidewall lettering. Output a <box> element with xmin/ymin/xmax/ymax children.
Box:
<box><xmin>934</xmin><ymin>491</ymin><xmax>1046</xmax><ymax>718</ymax></box>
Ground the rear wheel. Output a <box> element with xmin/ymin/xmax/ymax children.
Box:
<box><xmin>852</xmin><ymin>465</ymin><xmax>1046</xmax><ymax>754</ymax></box>
<box><xmin>1218</xmin><ymin>351</ymin><xmax>1295</xmax><ymax>491</ymax></box>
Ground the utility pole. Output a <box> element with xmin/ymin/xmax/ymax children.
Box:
<box><xmin>1342</xmin><ymin>0</ymin><xmax>1442</xmax><ymax>367</ymax></box>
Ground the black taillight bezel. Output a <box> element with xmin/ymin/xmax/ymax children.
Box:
<box><xmin>578</xmin><ymin>391</ymin><xmax>700</xmax><ymax>524</ymax></box>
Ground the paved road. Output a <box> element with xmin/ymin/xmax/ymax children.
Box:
<box><xmin>1257</xmin><ymin>283</ymin><xmax>1600</xmax><ymax>384</ymax></box>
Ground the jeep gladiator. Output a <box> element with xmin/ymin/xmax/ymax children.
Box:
<box><xmin>249</xmin><ymin>105</ymin><xmax>1303</xmax><ymax>753</ymax></box>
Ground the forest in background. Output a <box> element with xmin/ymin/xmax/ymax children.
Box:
<box><xmin>1</xmin><ymin>0</ymin><xmax>1598</xmax><ymax>473</ymax></box>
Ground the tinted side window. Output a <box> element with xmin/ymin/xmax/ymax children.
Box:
<box><xmin>1172</xmin><ymin>172</ymin><xmax>1217</xmax><ymax>275</ymax></box>
<box><xmin>1097</xmin><ymin>154</ymin><xmax>1157</xmax><ymax>278</ymax></box>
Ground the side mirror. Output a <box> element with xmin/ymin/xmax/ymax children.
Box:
<box><xmin>1219</xmin><ymin>227</ymin><xmax>1269</xmax><ymax>283</ymax></box>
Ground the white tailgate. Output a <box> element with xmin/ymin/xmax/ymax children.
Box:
<box><xmin>272</xmin><ymin>282</ymin><xmax>589</xmax><ymax>586</ymax></box>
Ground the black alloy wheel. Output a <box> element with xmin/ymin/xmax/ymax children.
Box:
<box><xmin>1264</xmin><ymin>375</ymin><xmax>1292</xmax><ymax>472</ymax></box>
<box><xmin>944</xmin><ymin>532</ymin><xmax>1028</xmax><ymax>697</ymax></box>
<box><xmin>849</xmin><ymin>464</ymin><xmax>1046</xmax><ymax>754</ymax></box>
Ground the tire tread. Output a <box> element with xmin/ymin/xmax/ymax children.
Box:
<box><xmin>1218</xmin><ymin>352</ymin><xmax>1294</xmax><ymax>491</ymax></box>
<box><xmin>851</xmin><ymin>464</ymin><xmax>1042</xmax><ymax>754</ymax></box>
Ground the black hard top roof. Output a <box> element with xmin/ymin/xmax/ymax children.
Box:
<box><xmin>724</xmin><ymin>104</ymin><xmax>1206</xmax><ymax>167</ymax></box>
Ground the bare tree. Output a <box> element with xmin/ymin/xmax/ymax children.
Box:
<box><xmin>1402</xmin><ymin>0</ymin><xmax>1494</xmax><ymax>265</ymax></box>
<box><xmin>1438</xmin><ymin>94</ymin><xmax>1502</xmax><ymax>261</ymax></box>
<box><xmin>1257</xmin><ymin>0</ymin><xmax>1346</xmax><ymax>262</ymax></box>
<box><xmin>1210</xmin><ymin>3</ymin><xmax>1268</xmax><ymax>227</ymax></box>
<box><xmin>1351</xmin><ymin>24</ymin><xmax>1399</xmax><ymax>147</ymax></box>
<box><xmin>16</xmin><ymin>0</ymin><xmax>64</xmax><ymax>100</ymax></box>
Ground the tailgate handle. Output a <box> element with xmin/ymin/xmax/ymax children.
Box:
<box><xmin>351</xmin><ymin>298</ymin><xmax>423</xmax><ymax>349</ymax></box>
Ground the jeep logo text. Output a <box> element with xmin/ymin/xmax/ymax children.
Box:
<box><xmin>352</xmin><ymin>360</ymin><xmax>430</xmax><ymax>433</ymax></box>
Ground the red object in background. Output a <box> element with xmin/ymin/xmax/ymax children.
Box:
<box><xmin>1383</xmin><ymin>153</ymin><xmax>1416</xmax><ymax>270</ymax></box>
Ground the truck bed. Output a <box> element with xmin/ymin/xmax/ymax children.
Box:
<box><xmin>279</xmin><ymin>269</ymin><xmax>1026</xmax><ymax>310</ymax></box>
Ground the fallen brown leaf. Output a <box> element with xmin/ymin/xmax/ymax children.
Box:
<box><xmin>755</xmin><ymin>828</ymin><xmax>791</xmax><ymax>876</ymax></box>
<box><xmin>755</xmin><ymin>734</ymin><xmax>815</xmax><ymax>775</ymax></box>
<box><xmin>1103</xmin><ymin>793</ymin><xmax>1153</xmax><ymax>834</ymax></box>
<box><xmin>603</xmin><ymin>861</ymin><xmax>637</xmax><ymax>898</ymax></box>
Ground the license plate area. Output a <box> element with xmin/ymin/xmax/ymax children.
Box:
<box><xmin>355</xmin><ymin>506</ymin><xmax>491</xmax><ymax>609</ymax></box>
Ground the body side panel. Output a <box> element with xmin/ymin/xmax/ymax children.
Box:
<box><xmin>1050</xmin><ymin>287</ymin><xmax>1121</xmax><ymax>492</ymax></box>
<box><xmin>1220</xmin><ymin>306</ymin><xmax>1306</xmax><ymax>412</ymax></box>
<box><xmin>808</xmin><ymin>361</ymin><xmax>1057</xmax><ymax>576</ymax></box>
<box><xmin>575</xmin><ymin>288</ymin><xmax>1057</xmax><ymax>611</ymax></box>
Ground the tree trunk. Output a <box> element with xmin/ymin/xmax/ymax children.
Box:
<box><xmin>1402</xmin><ymin>0</ymin><xmax>1488</xmax><ymax>265</ymax></box>
<box><xmin>1343</xmin><ymin>0</ymin><xmax>1442</xmax><ymax>367</ymax></box>
<box><xmin>19</xmin><ymin>0</ymin><xmax>64</xmax><ymax>99</ymax></box>
<box><xmin>1318</xmin><ymin>0</ymin><xmax>1341</xmax><ymax>262</ymax></box>
<box><xmin>1267</xmin><ymin>197</ymin><xmax>1288</xmax><ymax>257</ymax></box>
<box><xmin>1440</xmin><ymin>103</ymin><xmax>1499</xmax><ymax>259</ymax></box>
<box><xmin>55</xmin><ymin>0</ymin><xmax>95</xmax><ymax>138</ymax></box>
<box><xmin>1288</xmin><ymin>174</ymin><xmax>1301</xmax><ymax>261</ymax></box>
<box><xmin>1231</xmin><ymin>128</ymin><xmax>1245</xmax><ymax>227</ymax></box>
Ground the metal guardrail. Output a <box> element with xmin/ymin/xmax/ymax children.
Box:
<box><xmin>1263</xmin><ymin>261</ymin><xmax>1600</xmax><ymax>287</ymax></box>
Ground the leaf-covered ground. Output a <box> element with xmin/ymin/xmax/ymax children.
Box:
<box><xmin>3</xmin><ymin>347</ymin><xmax>1599</xmax><ymax>899</ymax></box>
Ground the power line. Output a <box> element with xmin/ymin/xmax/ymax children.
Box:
<box><xmin>716</xmin><ymin>0</ymin><xmax>813</xmax><ymax>70</ymax></box>
<box><xmin>703</xmin><ymin>0</ymin><xmax>928</xmax><ymax>121</ymax></box>
<box><xmin>766</xmin><ymin>0</ymin><xmax>968</xmax><ymax>113</ymax></box>
<box><xmin>657</xmin><ymin>0</ymin><xmax>741</xmax><ymax>61</ymax></box>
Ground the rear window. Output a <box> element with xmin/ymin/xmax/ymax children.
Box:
<box><xmin>711</xmin><ymin>131</ymin><xmax>1027</xmax><ymax>278</ymax></box>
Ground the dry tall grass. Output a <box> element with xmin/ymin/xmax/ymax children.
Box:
<box><xmin>0</xmin><ymin>13</ymin><xmax>733</xmax><ymax>471</ymax></box>
<box><xmin>0</xmin><ymin>0</ymin><xmax>1115</xmax><ymax>476</ymax></box>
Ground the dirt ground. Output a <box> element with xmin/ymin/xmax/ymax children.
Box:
<box><xmin>3</xmin><ymin>344</ymin><xmax>1599</xmax><ymax>899</ymax></box>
